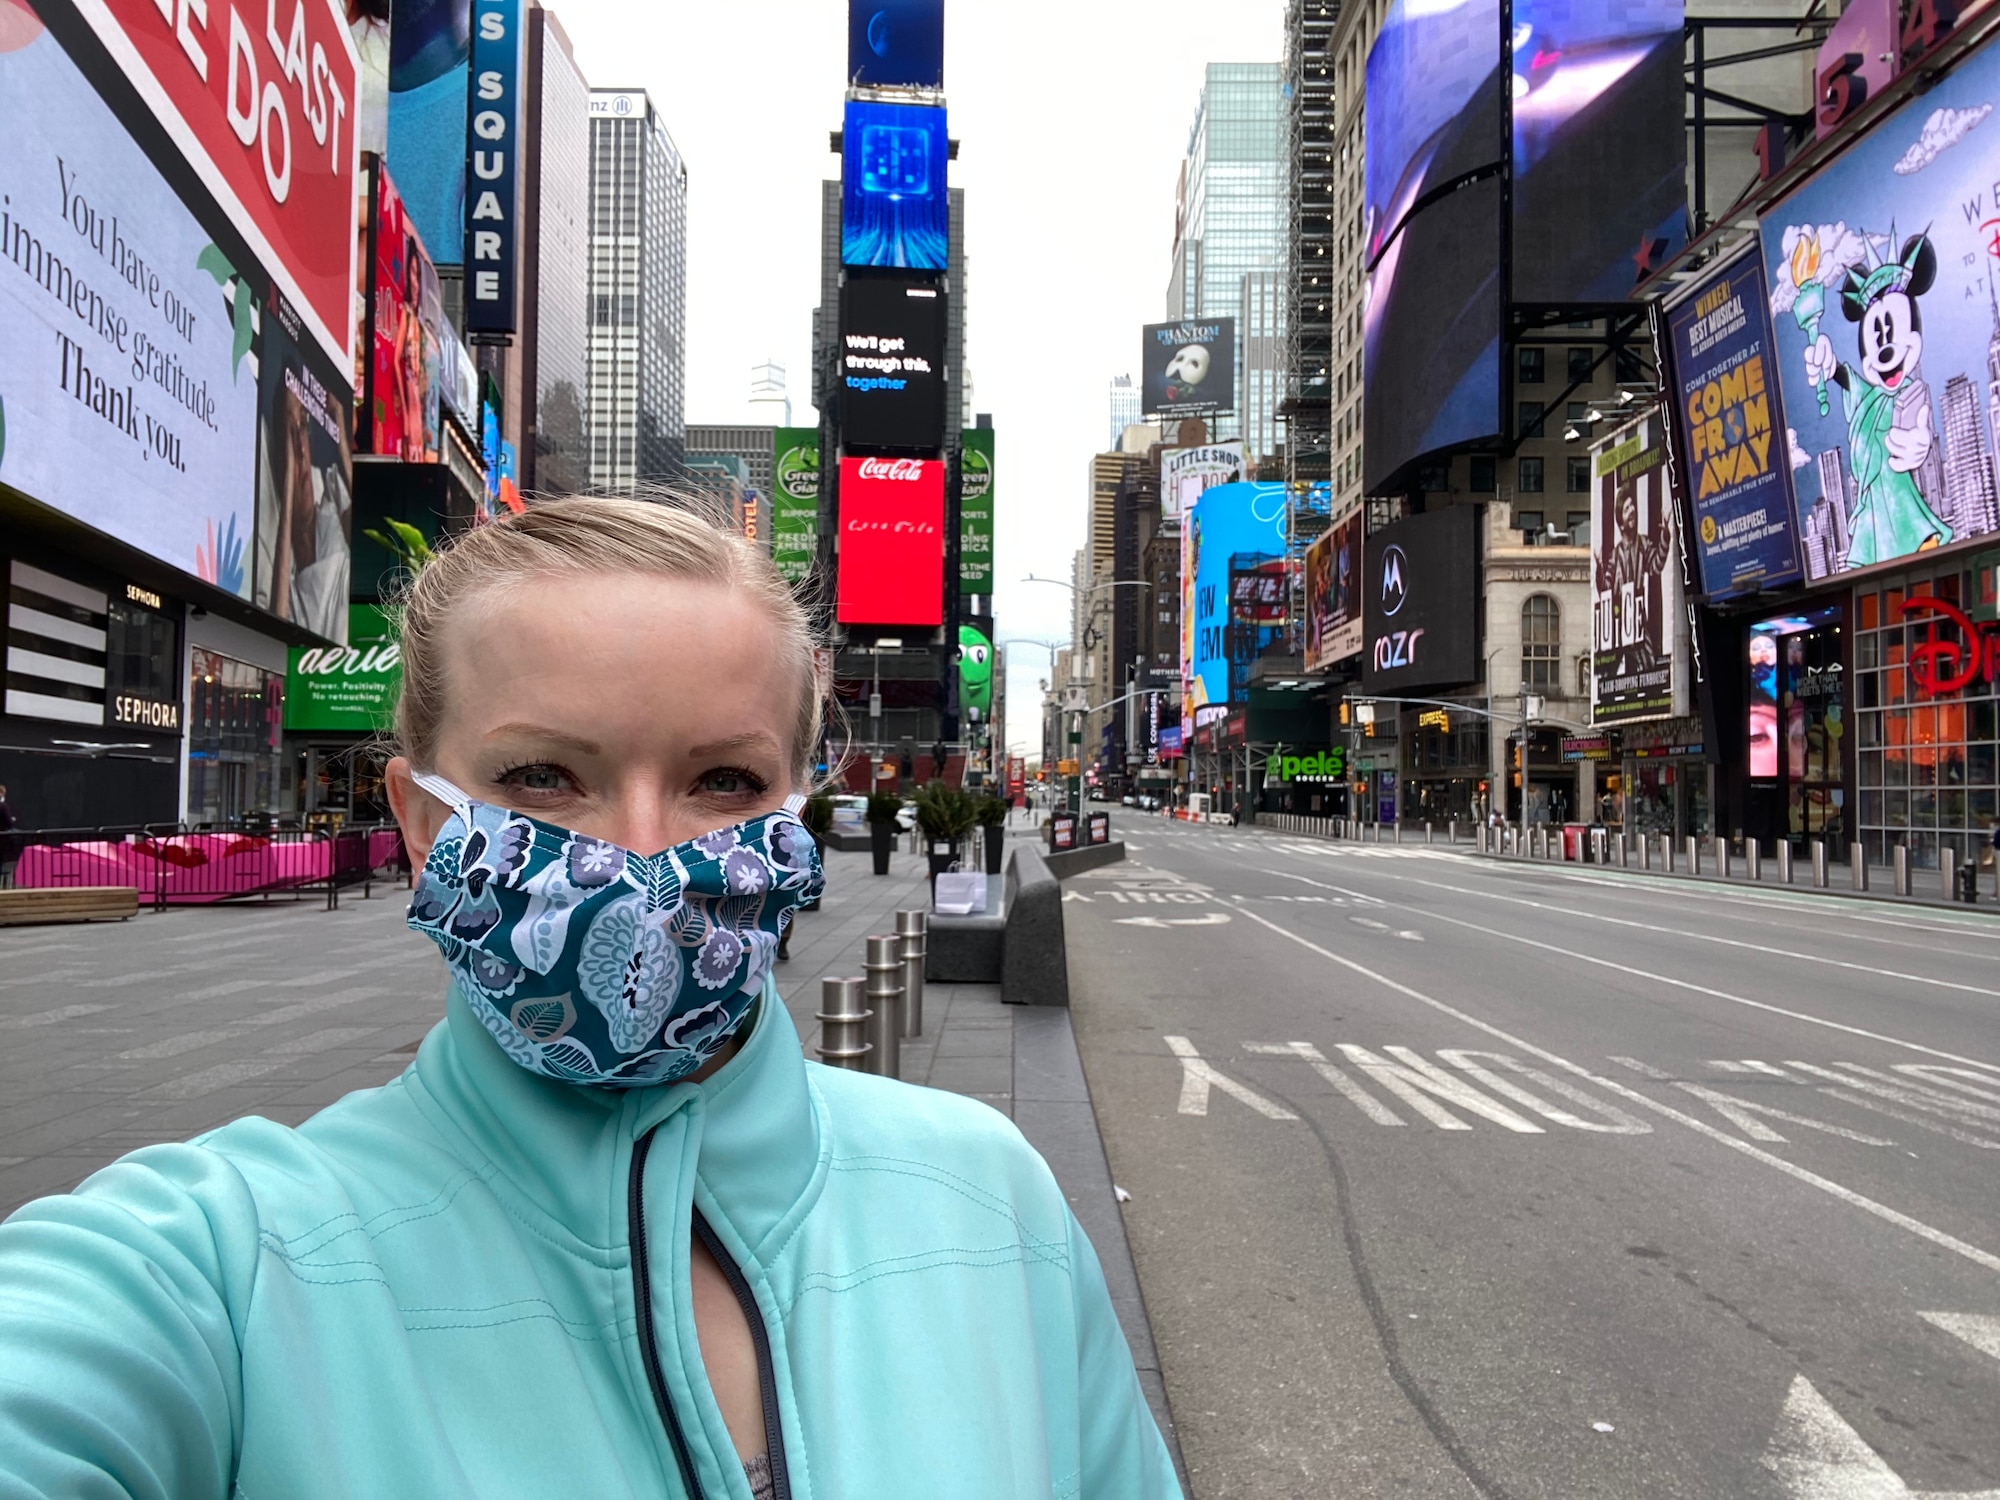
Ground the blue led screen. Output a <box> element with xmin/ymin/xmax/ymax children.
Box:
<box><xmin>847</xmin><ymin>0</ymin><xmax>944</xmax><ymax>88</ymax></box>
<box><xmin>387</xmin><ymin>0</ymin><xmax>471</xmax><ymax>263</ymax></box>
<box><xmin>842</xmin><ymin>100</ymin><xmax>948</xmax><ymax>272</ymax></box>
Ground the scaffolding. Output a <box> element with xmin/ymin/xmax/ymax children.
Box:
<box><xmin>1281</xmin><ymin>0</ymin><xmax>1338</xmax><ymax>654</ymax></box>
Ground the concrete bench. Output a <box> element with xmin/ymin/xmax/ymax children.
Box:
<box><xmin>0</xmin><ymin>886</ymin><xmax>141</xmax><ymax>926</ymax></box>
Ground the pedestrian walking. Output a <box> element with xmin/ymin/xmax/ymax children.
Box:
<box><xmin>0</xmin><ymin>498</ymin><xmax>1178</xmax><ymax>1498</ymax></box>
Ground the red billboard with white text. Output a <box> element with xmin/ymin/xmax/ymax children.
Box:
<box><xmin>67</xmin><ymin>0</ymin><xmax>361</xmax><ymax>368</ymax></box>
<box><xmin>836</xmin><ymin>455</ymin><xmax>944</xmax><ymax>626</ymax></box>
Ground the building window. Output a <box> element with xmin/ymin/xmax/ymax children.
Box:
<box><xmin>1469</xmin><ymin>455</ymin><xmax>1497</xmax><ymax>493</ymax></box>
<box><xmin>1518</xmin><ymin>346</ymin><xmax>1545</xmax><ymax>384</ymax></box>
<box><xmin>1565</xmin><ymin>510</ymin><xmax>1590</xmax><ymax>537</ymax></box>
<box><xmin>1615</xmin><ymin>345</ymin><xmax>1646</xmax><ymax>384</ymax></box>
<box><xmin>1568</xmin><ymin>346</ymin><xmax>1594</xmax><ymax>383</ymax></box>
<box><xmin>1516</xmin><ymin>509</ymin><xmax>1546</xmax><ymax>538</ymax></box>
<box><xmin>1418</xmin><ymin>461</ymin><xmax>1450</xmax><ymax>491</ymax></box>
<box><xmin>1567</xmin><ymin>457</ymin><xmax>1591</xmax><ymax>493</ymax></box>
<box><xmin>1517</xmin><ymin>456</ymin><xmax>1545</xmax><ymax>494</ymax></box>
<box><xmin>1522</xmin><ymin>595</ymin><xmax>1561</xmax><ymax>690</ymax></box>
<box><xmin>1516</xmin><ymin>401</ymin><xmax>1544</xmax><ymax>440</ymax></box>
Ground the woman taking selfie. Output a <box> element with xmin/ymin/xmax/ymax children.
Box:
<box><xmin>0</xmin><ymin>499</ymin><xmax>1178</xmax><ymax>1499</ymax></box>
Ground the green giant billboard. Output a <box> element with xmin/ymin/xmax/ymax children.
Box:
<box><xmin>960</xmin><ymin>427</ymin><xmax>993</xmax><ymax>594</ymax></box>
<box><xmin>771</xmin><ymin>428</ymin><xmax>819</xmax><ymax>585</ymax></box>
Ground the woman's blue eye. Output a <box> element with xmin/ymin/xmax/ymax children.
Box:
<box><xmin>500</xmin><ymin>764</ymin><xmax>569</xmax><ymax>793</ymax></box>
<box><xmin>704</xmin><ymin>768</ymin><xmax>766</xmax><ymax>796</ymax></box>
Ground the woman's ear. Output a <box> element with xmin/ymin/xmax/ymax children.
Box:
<box><xmin>385</xmin><ymin>755</ymin><xmax>447</xmax><ymax>866</ymax></box>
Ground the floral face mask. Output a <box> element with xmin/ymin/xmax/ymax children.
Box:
<box><xmin>405</xmin><ymin>772</ymin><xmax>823</xmax><ymax>1087</ymax></box>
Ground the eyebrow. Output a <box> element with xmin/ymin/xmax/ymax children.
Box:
<box><xmin>481</xmin><ymin>723</ymin><xmax>605</xmax><ymax>756</ymax></box>
<box><xmin>686</xmin><ymin>732</ymin><xmax>783</xmax><ymax>760</ymax></box>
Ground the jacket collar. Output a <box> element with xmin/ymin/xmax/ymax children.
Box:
<box><xmin>407</xmin><ymin>979</ymin><xmax>823</xmax><ymax>1252</ymax></box>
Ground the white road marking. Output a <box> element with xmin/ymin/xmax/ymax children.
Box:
<box><xmin>1921</xmin><ymin>1312</ymin><xmax>2000</xmax><ymax>1365</ymax></box>
<box><xmin>1114</xmin><ymin>912</ymin><xmax>1232</xmax><ymax>928</ymax></box>
<box><xmin>1711</xmin><ymin>1059</ymin><xmax>1791</xmax><ymax>1076</ymax></box>
<box><xmin>1338</xmin><ymin>1045</ymin><xmax>1543</xmax><ymax>1132</ymax></box>
<box><xmin>1607</xmin><ymin>1058</ymin><xmax>1895</xmax><ymax>1146</ymax></box>
<box><xmin>1163</xmin><ymin>1036</ymin><xmax>1297</xmax><ymax>1120</ymax></box>
<box><xmin>1400</xmin><ymin>905</ymin><xmax>2000</xmax><ymax>1078</ymax></box>
<box><xmin>1895</xmin><ymin>1066</ymin><xmax>2000</xmax><ymax>1107</ymax></box>
<box><xmin>1230</xmin><ymin>905</ymin><xmax>2000</xmax><ymax>1275</ymax></box>
<box><xmin>1438</xmin><ymin>1050</ymin><xmax>1651</xmax><ymax>1134</ymax></box>
<box><xmin>1244</xmin><ymin>1042</ymin><xmax>1405</xmax><ymax>1126</ymax></box>
<box><xmin>0</xmin><ymin>1003</ymin><xmax>109</xmax><ymax>1029</ymax></box>
<box><xmin>1350</xmin><ymin>917</ymin><xmax>1390</xmax><ymax>931</ymax></box>
<box><xmin>1758</xmin><ymin>1375</ymin><xmax>1999</xmax><ymax>1498</ymax></box>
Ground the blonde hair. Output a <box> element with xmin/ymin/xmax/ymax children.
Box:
<box><xmin>391</xmin><ymin>495</ymin><xmax>824</xmax><ymax>781</ymax></box>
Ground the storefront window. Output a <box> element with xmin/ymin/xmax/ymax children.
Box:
<box><xmin>187</xmin><ymin>649</ymin><xmax>286</xmax><ymax>828</ymax></box>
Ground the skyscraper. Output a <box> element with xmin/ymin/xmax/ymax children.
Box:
<box><xmin>519</xmin><ymin>7</ymin><xmax>593</xmax><ymax>498</ymax></box>
<box><xmin>1814</xmin><ymin>445</ymin><xmax>1852</xmax><ymax>569</ymax></box>
<box><xmin>1941</xmin><ymin>374</ymin><xmax>1998</xmax><ymax>538</ymax></box>
<box><xmin>1108</xmin><ymin>375</ymin><xmax>1142</xmax><ymax>449</ymax></box>
<box><xmin>586</xmin><ymin>88</ymin><xmax>688</xmax><ymax>493</ymax></box>
<box><xmin>1165</xmin><ymin>62</ymin><xmax>1287</xmax><ymax>458</ymax></box>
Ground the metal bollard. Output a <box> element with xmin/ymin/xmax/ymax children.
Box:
<box><xmin>1449</xmin><ymin>818</ymin><xmax>1459</xmax><ymax>844</ymax></box>
<box><xmin>1426</xmin><ymin>821</ymin><xmax>1434</xmax><ymax>845</ymax></box>
<box><xmin>1893</xmin><ymin>844</ymin><xmax>1910</xmax><ymax>897</ymax></box>
<box><xmin>1851</xmin><ymin>841</ymin><xmax>1868</xmax><ymax>893</ymax></box>
<box><xmin>814</xmin><ymin>978</ymin><xmax>872</xmax><ymax>1070</ymax></box>
<box><xmin>1395</xmin><ymin>821</ymin><xmax>1404</xmax><ymax>844</ymax></box>
<box><xmin>1746</xmin><ymin>839</ymin><xmax>1762</xmax><ymax>883</ymax></box>
<box><xmin>1777</xmin><ymin>841</ymin><xmax>1793</xmax><ymax>884</ymax></box>
<box><xmin>1685</xmin><ymin>835</ymin><xmax>1701</xmax><ymax>876</ymax></box>
<box><xmin>1811</xmin><ymin>840</ymin><xmax>1829</xmax><ymax>888</ymax></box>
<box><xmin>1660</xmin><ymin>835</ymin><xmax>1674</xmax><ymax>873</ymax></box>
<box><xmin>1714</xmin><ymin>837</ymin><xmax>1730</xmax><ymax>880</ymax></box>
<box><xmin>863</xmin><ymin>935</ymin><xmax>904</xmax><ymax>1080</ymax></box>
<box><xmin>895</xmin><ymin>909</ymin><xmax>927</xmax><ymax>1038</ymax></box>
<box><xmin>1942</xmin><ymin>845</ymin><xmax>1959</xmax><ymax>902</ymax></box>
<box><xmin>1639</xmin><ymin>833</ymin><xmax>1651</xmax><ymax>871</ymax></box>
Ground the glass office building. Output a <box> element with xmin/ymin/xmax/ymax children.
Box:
<box><xmin>1166</xmin><ymin>62</ymin><xmax>1287</xmax><ymax>460</ymax></box>
<box><xmin>587</xmin><ymin>89</ymin><xmax>688</xmax><ymax>492</ymax></box>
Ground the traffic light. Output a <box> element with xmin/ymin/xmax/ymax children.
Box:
<box><xmin>1338</xmin><ymin>701</ymin><xmax>1351</xmax><ymax>727</ymax></box>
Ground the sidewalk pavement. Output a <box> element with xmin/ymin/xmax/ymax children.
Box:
<box><xmin>0</xmin><ymin>818</ymin><xmax>1186</xmax><ymax>1485</ymax></box>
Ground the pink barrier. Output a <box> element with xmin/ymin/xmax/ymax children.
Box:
<box><xmin>13</xmin><ymin>834</ymin><xmax>332</xmax><ymax>905</ymax></box>
<box><xmin>366</xmin><ymin>829</ymin><xmax>404</xmax><ymax>872</ymax></box>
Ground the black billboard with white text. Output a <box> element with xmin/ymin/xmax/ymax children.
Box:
<box><xmin>1362</xmin><ymin>505</ymin><xmax>1481</xmax><ymax>693</ymax></box>
<box><xmin>840</xmin><ymin>275</ymin><xmax>947</xmax><ymax>453</ymax></box>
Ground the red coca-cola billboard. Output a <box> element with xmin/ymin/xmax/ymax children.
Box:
<box><xmin>68</xmin><ymin>0</ymin><xmax>361</xmax><ymax>369</ymax></box>
<box><xmin>837</xmin><ymin>455</ymin><xmax>944</xmax><ymax>626</ymax></box>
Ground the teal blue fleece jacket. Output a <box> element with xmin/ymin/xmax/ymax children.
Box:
<box><xmin>0</xmin><ymin>985</ymin><xmax>1179</xmax><ymax>1499</ymax></box>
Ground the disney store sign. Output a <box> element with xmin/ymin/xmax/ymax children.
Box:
<box><xmin>1900</xmin><ymin>595</ymin><xmax>2000</xmax><ymax>696</ymax></box>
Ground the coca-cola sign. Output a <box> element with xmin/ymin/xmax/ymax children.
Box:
<box><xmin>1900</xmin><ymin>595</ymin><xmax>2000</xmax><ymax>696</ymax></box>
<box><xmin>837</xmin><ymin>455</ymin><xmax>943</xmax><ymax>627</ymax></box>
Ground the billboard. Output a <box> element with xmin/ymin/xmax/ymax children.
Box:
<box><xmin>1511</xmin><ymin>1</ymin><xmax>1686</xmax><ymax>302</ymax></box>
<box><xmin>362</xmin><ymin>163</ymin><xmax>445</xmax><ymax>463</ymax></box>
<box><xmin>1142</xmin><ymin>319</ymin><xmax>1235</xmax><ymax>418</ymax></box>
<box><xmin>1183</xmin><ymin>480</ymin><xmax>1285</xmax><ymax>726</ymax></box>
<box><xmin>61</xmin><ymin>0</ymin><xmax>361</xmax><ymax>370</ymax></box>
<box><xmin>386</xmin><ymin>0</ymin><xmax>469</xmax><ymax>263</ymax></box>
<box><xmin>1762</xmin><ymin>40</ymin><xmax>2000</xmax><ymax>585</ymax></box>
<box><xmin>959</xmin><ymin>426</ymin><xmax>994</xmax><ymax>594</ymax></box>
<box><xmin>254</xmin><ymin>295</ymin><xmax>353</xmax><ymax>641</ymax></box>
<box><xmin>1159</xmin><ymin>442</ymin><xmax>1244</xmax><ymax>533</ymax></box>
<box><xmin>958</xmin><ymin>623</ymin><xmax>992</xmax><ymax>717</ymax></box>
<box><xmin>1663</xmin><ymin>249</ymin><xmax>1804</xmax><ymax>598</ymax></box>
<box><xmin>1362</xmin><ymin>505</ymin><xmax>1481</xmax><ymax>693</ymax></box>
<box><xmin>284</xmin><ymin>605</ymin><xmax>400</xmax><ymax>731</ymax></box>
<box><xmin>771</xmin><ymin>427</ymin><xmax>819</xmax><ymax>584</ymax></box>
<box><xmin>1305</xmin><ymin>504</ymin><xmax>1364</xmax><ymax>670</ymax></box>
<box><xmin>0</xmin><ymin>6</ymin><xmax>261</xmax><ymax>597</ymax></box>
<box><xmin>835</xmin><ymin>455</ymin><xmax>943</xmax><ymax>626</ymax></box>
<box><xmin>1363</xmin><ymin>0</ymin><xmax>1503</xmax><ymax>269</ymax></box>
<box><xmin>847</xmin><ymin>0</ymin><xmax>942</xmax><ymax>89</ymax></box>
<box><xmin>463</xmin><ymin>0</ymin><xmax>522</xmax><ymax>335</ymax></box>
<box><xmin>1590</xmin><ymin>415</ymin><xmax>1681</xmax><ymax>726</ymax></box>
<box><xmin>1362</xmin><ymin>176</ymin><xmax>1504</xmax><ymax>492</ymax></box>
<box><xmin>840</xmin><ymin>275</ymin><xmax>946</xmax><ymax>451</ymax></box>
<box><xmin>1230</xmin><ymin>561</ymin><xmax>1288</xmax><ymax>625</ymax></box>
<box><xmin>841</xmin><ymin>99</ymin><xmax>947</xmax><ymax>271</ymax></box>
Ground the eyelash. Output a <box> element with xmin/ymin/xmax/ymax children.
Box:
<box><xmin>703</xmin><ymin>765</ymin><xmax>770</xmax><ymax>797</ymax></box>
<box><xmin>489</xmin><ymin>764</ymin><xmax>771</xmax><ymax>798</ymax></box>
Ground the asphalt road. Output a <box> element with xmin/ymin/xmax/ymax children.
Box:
<box><xmin>1066</xmin><ymin>819</ymin><xmax>2000</xmax><ymax>1500</ymax></box>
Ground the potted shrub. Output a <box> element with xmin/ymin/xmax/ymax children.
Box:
<box><xmin>976</xmin><ymin>795</ymin><xmax>1008</xmax><ymax>875</ymax></box>
<box><xmin>865</xmin><ymin>791</ymin><xmax>902</xmax><ymax>876</ymax></box>
<box><xmin>914</xmin><ymin>781</ymin><xmax>976</xmax><ymax>878</ymax></box>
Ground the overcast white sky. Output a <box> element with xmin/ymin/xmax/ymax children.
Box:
<box><xmin>553</xmin><ymin>0</ymin><xmax>1281</xmax><ymax>751</ymax></box>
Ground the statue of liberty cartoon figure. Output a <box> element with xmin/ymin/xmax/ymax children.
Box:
<box><xmin>1789</xmin><ymin>227</ymin><xmax>1948</xmax><ymax>568</ymax></box>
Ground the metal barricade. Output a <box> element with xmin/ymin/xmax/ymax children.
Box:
<box><xmin>895</xmin><ymin>909</ymin><xmax>927</xmax><ymax>1039</ymax></box>
<box><xmin>814</xmin><ymin>978</ymin><xmax>871</xmax><ymax>1070</ymax></box>
<box><xmin>864</xmin><ymin>935</ymin><xmax>903</xmax><ymax>1079</ymax></box>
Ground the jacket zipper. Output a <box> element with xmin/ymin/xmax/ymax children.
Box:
<box><xmin>629</xmin><ymin>1125</ymin><xmax>705</xmax><ymax>1498</ymax></box>
<box><xmin>629</xmin><ymin>1126</ymin><xmax>793</xmax><ymax>1500</ymax></box>
<box><xmin>692</xmin><ymin>1206</ymin><xmax>793</xmax><ymax>1500</ymax></box>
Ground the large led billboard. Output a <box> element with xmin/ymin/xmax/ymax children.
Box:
<box><xmin>1511</xmin><ymin>1</ymin><xmax>1685</xmax><ymax>302</ymax></box>
<box><xmin>1142</xmin><ymin>320</ymin><xmax>1236</xmax><ymax>419</ymax></box>
<box><xmin>959</xmin><ymin>426</ymin><xmax>994</xmax><ymax>594</ymax></box>
<box><xmin>361</xmin><ymin>163</ymin><xmax>448</xmax><ymax>464</ymax></box>
<box><xmin>1590</xmin><ymin>415</ymin><xmax>1681</xmax><ymax>726</ymax></box>
<box><xmin>1362</xmin><ymin>505</ymin><xmax>1481</xmax><ymax>694</ymax></box>
<box><xmin>1183</xmin><ymin>480</ymin><xmax>1285</xmax><ymax>726</ymax></box>
<box><xmin>847</xmin><ymin>0</ymin><xmax>943</xmax><ymax>89</ymax></box>
<box><xmin>57</xmin><ymin>0</ymin><xmax>361</xmax><ymax>370</ymax></box>
<box><xmin>836</xmin><ymin>455</ymin><xmax>944</xmax><ymax>626</ymax></box>
<box><xmin>1305</xmin><ymin>504</ymin><xmax>1364</xmax><ymax>671</ymax></box>
<box><xmin>1364</xmin><ymin>0</ymin><xmax>1503</xmax><ymax>269</ymax></box>
<box><xmin>1662</xmin><ymin>249</ymin><xmax>1803</xmax><ymax>598</ymax></box>
<box><xmin>1362</xmin><ymin>176</ymin><xmax>1504</xmax><ymax>493</ymax></box>
<box><xmin>840</xmin><ymin>276</ymin><xmax>946</xmax><ymax>452</ymax></box>
<box><xmin>1761</xmin><ymin>39</ymin><xmax>2000</xmax><ymax>584</ymax></box>
<box><xmin>254</xmin><ymin>296</ymin><xmax>353</xmax><ymax>641</ymax></box>
<box><xmin>841</xmin><ymin>99</ymin><xmax>947</xmax><ymax>271</ymax></box>
<box><xmin>387</xmin><ymin>0</ymin><xmax>470</xmax><ymax>263</ymax></box>
<box><xmin>0</xmin><ymin>3</ymin><xmax>261</xmax><ymax>597</ymax></box>
<box><xmin>771</xmin><ymin>427</ymin><xmax>819</xmax><ymax>585</ymax></box>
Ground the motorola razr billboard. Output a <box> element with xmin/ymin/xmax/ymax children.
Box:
<box><xmin>1361</xmin><ymin>504</ymin><xmax>1481</xmax><ymax>693</ymax></box>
